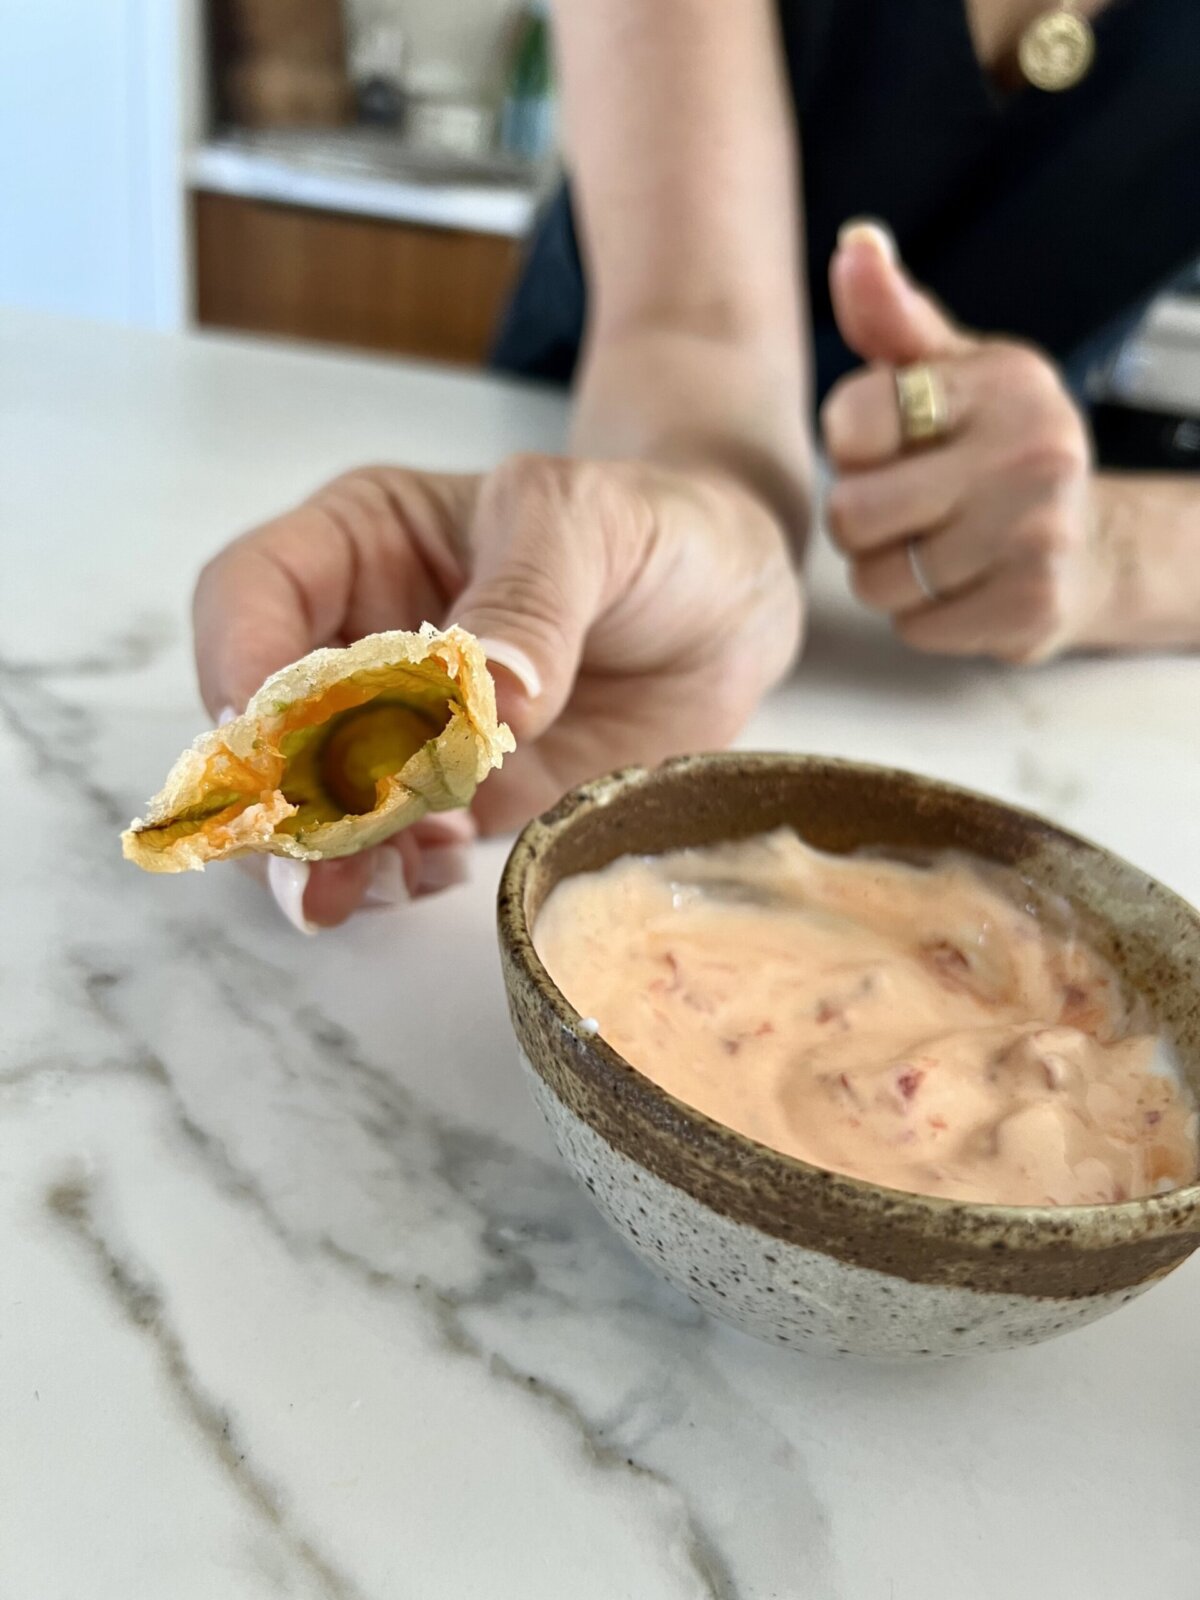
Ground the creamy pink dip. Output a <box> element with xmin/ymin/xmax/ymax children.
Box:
<box><xmin>535</xmin><ymin>831</ymin><xmax>1198</xmax><ymax>1206</ymax></box>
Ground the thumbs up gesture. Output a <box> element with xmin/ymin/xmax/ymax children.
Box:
<box><xmin>821</xmin><ymin>221</ymin><xmax>1110</xmax><ymax>663</ymax></box>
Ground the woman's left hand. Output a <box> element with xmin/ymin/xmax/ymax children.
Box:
<box><xmin>821</xmin><ymin>223</ymin><xmax>1112</xmax><ymax>663</ymax></box>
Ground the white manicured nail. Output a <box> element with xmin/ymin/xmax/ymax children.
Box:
<box><xmin>475</xmin><ymin>638</ymin><xmax>543</xmax><ymax>701</ymax></box>
<box><xmin>415</xmin><ymin>843</ymin><xmax>470</xmax><ymax>896</ymax></box>
<box><xmin>363</xmin><ymin>848</ymin><xmax>410</xmax><ymax>906</ymax></box>
<box><xmin>267</xmin><ymin>855</ymin><xmax>316</xmax><ymax>935</ymax></box>
<box><xmin>837</xmin><ymin>218</ymin><xmax>897</xmax><ymax>263</ymax></box>
<box><xmin>218</xmin><ymin>705</ymin><xmax>237</xmax><ymax>727</ymax></box>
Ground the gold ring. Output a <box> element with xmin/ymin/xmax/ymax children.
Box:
<box><xmin>895</xmin><ymin>363</ymin><xmax>950</xmax><ymax>446</ymax></box>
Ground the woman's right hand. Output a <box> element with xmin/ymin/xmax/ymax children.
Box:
<box><xmin>193</xmin><ymin>454</ymin><xmax>803</xmax><ymax>930</ymax></box>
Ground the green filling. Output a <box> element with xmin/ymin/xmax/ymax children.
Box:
<box><xmin>280</xmin><ymin>693</ymin><xmax>452</xmax><ymax>829</ymax></box>
<box><xmin>135</xmin><ymin>790</ymin><xmax>248</xmax><ymax>847</ymax></box>
<box><xmin>137</xmin><ymin>661</ymin><xmax>461</xmax><ymax>849</ymax></box>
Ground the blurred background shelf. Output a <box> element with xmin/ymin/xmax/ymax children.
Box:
<box><xmin>189</xmin><ymin>130</ymin><xmax>542</xmax><ymax>236</ymax></box>
<box><xmin>189</xmin><ymin>129</ymin><xmax>544</xmax><ymax>363</ymax></box>
<box><xmin>193</xmin><ymin>189</ymin><xmax>522</xmax><ymax>365</ymax></box>
<box><xmin>0</xmin><ymin>0</ymin><xmax>552</xmax><ymax>368</ymax></box>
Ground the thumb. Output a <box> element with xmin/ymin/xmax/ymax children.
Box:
<box><xmin>830</xmin><ymin>219</ymin><xmax>976</xmax><ymax>366</ymax></box>
<box><xmin>452</xmin><ymin>457</ymin><xmax>606</xmax><ymax>744</ymax></box>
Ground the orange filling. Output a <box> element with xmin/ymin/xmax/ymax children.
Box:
<box><xmin>135</xmin><ymin>678</ymin><xmax>454</xmax><ymax>851</ymax></box>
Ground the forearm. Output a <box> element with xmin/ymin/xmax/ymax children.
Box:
<box><xmin>1083</xmin><ymin>472</ymin><xmax>1200</xmax><ymax>650</ymax></box>
<box><xmin>553</xmin><ymin>0</ymin><xmax>812</xmax><ymax>545</ymax></box>
<box><xmin>570</xmin><ymin>323</ymin><xmax>813</xmax><ymax>545</ymax></box>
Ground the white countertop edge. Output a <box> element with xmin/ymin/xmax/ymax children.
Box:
<box><xmin>187</xmin><ymin>145</ymin><xmax>538</xmax><ymax>238</ymax></box>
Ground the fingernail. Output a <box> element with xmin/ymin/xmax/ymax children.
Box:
<box><xmin>414</xmin><ymin>843</ymin><xmax>470</xmax><ymax>897</ymax></box>
<box><xmin>363</xmin><ymin>848</ymin><xmax>410</xmax><ymax>906</ymax></box>
<box><xmin>267</xmin><ymin>855</ymin><xmax>316</xmax><ymax>935</ymax></box>
<box><xmin>837</xmin><ymin>218</ymin><xmax>897</xmax><ymax>264</ymax></box>
<box><xmin>218</xmin><ymin>705</ymin><xmax>237</xmax><ymax>727</ymax></box>
<box><xmin>475</xmin><ymin>638</ymin><xmax>543</xmax><ymax>701</ymax></box>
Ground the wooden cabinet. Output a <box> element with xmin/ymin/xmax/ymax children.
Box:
<box><xmin>193</xmin><ymin>191</ymin><xmax>522</xmax><ymax>365</ymax></box>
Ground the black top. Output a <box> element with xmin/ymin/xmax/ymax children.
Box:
<box><xmin>491</xmin><ymin>0</ymin><xmax>1200</xmax><ymax>420</ymax></box>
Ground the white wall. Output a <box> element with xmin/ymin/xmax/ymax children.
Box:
<box><xmin>0</xmin><ymin>0</ymin><xmax>196</xmax><ymax>329</ymax></box>
<box><xmin>0</xmin><ymin>0</ymin><xmax>517</xmax><ymax>330</ymax></box>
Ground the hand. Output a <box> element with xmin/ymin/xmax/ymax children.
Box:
<box><xmin>193</xmin><ymin>455</ymin><xmax>802</xmax><ymax>929</ymax></box>
<box><xmin>821</xmin><ymin>222</ymin><xmax>1110</xmax><ymax>664</ymax></box>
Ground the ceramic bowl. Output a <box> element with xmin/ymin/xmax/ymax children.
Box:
<box><xmin>497</xmin><ymin>754</ymin><xmax>1200</xmax><ymax>1358</ymax></box>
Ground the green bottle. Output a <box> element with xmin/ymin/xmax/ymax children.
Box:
<box><xmin>501</xmin><ymin>2</ymin><xmax>554</xmax><ymax>160</ymax></box>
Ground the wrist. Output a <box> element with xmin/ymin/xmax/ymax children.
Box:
<box><xmin>571</xmin><ymin>325</ymin><xmax>813</xmax><ymax>551</ymax></box>
<box><xmin>1074</xmin><ymin>480</ymin><xmax>1135</xmax><ymax>650</ymax></box>
<box><xmin>1077</xmin><ymin>476</ymin><xmax>1200</xmax><ymax>652</ymax></box>
<box><xmin>645</xmin><ymin>434</ymin><xmax>813</xmax><ymax>554</ymax></box>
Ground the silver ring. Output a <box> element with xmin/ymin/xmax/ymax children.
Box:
<box><xmin>907</xmin><ymin>537</ymin><xmax>938</xmax><ymax>602</ymax></box>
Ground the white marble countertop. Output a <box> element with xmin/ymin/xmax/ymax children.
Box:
<box><xmin>189</xmin><ymin>134</ymin><xmax>541</xmax><ymax>238</ymax></box>
<box><xmin>2</xmin><ymin>307</ymin><xmax>1198</xmax><ymax>1600</ymax></box>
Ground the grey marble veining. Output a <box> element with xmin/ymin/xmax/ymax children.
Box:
<box><xmin>1</xmin><ymin>309</ymin><xmax>1198</xmax><ymax>1600</ymax></box>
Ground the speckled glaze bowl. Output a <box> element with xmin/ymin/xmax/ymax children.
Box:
<box><xmin>498</xmin><ymin>755</ymin><xmax>1200</xmax><ymax>1358</ymax></box>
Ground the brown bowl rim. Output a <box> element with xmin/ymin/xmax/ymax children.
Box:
<box><xmin>498</xmin><ymin>753</ymin><xmax>1200</xmax><ymax>1264</ymax></box>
